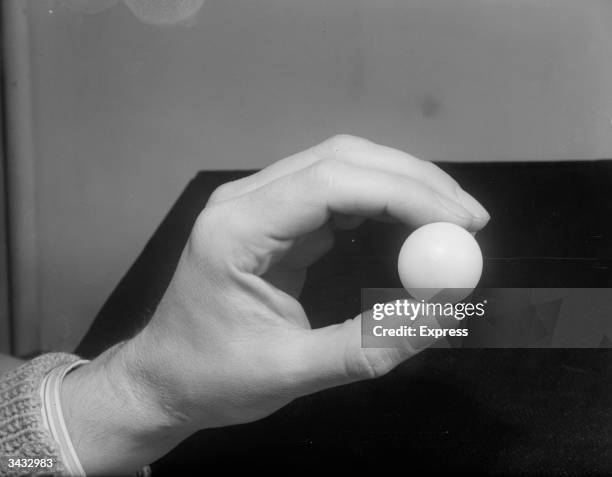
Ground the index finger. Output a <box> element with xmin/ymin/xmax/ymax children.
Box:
<box><xmin>211</xmin><ymin>135</ymin><xmax>489</xmax><ymax>225</ymax></box>
<box><xmin>232</xmin><ymin>158</ymin><xmax>478</xmax><ymax>245</ymax></box>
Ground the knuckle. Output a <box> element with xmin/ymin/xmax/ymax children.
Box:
<box><xmin>190</xmin><ymin>205</ymin><xmax>220</xmax><ymax>249</ymax></box>
<box><xmin>329</xmin><ymin>133</ymin><xmax>356</xmax><ymax>148</ymax></box>
<box><xmin>345</xmin><ymin>348</ymin><xmax>393</xmax><ymax>381</ymax></box>
<box><xmin>208</xmin><ymin>181</ymin><xmax>237</xmax><ymax>204</ymax></box>
<box><xmin>188</xmin><ymin>198</ymin><xmax>257</xmax><ymax>276</ymax></box>
<box><xmin>324</xmin><ymin>134</ymin><xmax>369</xmax><ymax>156</ymax></box>
<box><xmin>190</xmin><ymin>201</ymin><xmax>239</xmax><ymax>255</ymax></box>
<box><xmin>309</xmin><ymin>157</ymin><xmax>342</xmax><ymax>188</ymax></box>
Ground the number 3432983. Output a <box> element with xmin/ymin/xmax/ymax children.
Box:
<box><xmin>7</xmin><ymin>458</ymin><xmax>54</xmax><ymax>468</ymax></box>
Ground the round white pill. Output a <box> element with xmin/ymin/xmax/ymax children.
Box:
<box><xmin>398</xmin><ymin>222</ymin><xmax>483</xmax><ymax>302</ymax></box>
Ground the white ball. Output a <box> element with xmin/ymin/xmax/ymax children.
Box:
<box><xmin>398</xmin><ymin>222</ymin><xmax>483</xmax><ymax>302</ymax></box>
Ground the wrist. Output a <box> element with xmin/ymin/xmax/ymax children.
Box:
<box><xmin>62</xmin><ymin>341</ymin><xmax>190</xmax><ymax>475</ymax></box>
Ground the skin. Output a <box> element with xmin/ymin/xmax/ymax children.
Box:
<box><xmin>2</xmin><ymin>135</ymin><xmax>490</xmax><ymax>475</ymax></box>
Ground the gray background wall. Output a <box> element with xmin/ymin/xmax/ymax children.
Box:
<box><xmin>12</xmin><ymin>0</ymin><xmax>612</xmax><ymax>352</ymax></box>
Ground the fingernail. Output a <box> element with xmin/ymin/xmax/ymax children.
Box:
<box><xmin>455</xmin><ymin>187</ymin><xmax>490</xmax><ymax>223</ymax></box>
<box><xmin>435</xmin><ymin>192</ymin><xmax>472</xmax><ymax>219</ymax></box>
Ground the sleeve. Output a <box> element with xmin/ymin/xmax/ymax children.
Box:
<box><xmin>0</xmin><ymin>353</ymin><xmax>82</xmax><ymax>476</ymax></box>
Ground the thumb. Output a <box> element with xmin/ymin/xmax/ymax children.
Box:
<box><xmin>292</xmin><ymin>303</ymin><xmax>453</xmax><ymax>397</ymax></box>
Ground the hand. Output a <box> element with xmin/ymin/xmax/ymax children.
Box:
<box><xmin>63</xmin><ymin>135</ymin><xmax>489</xmax><ymax>474</ymax></box>
<box><xmin>127</xmin><ymin>134</ymin><xmax>489</xmax><ymax>423</ymax></box>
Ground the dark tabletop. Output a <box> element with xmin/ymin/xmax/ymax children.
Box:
<box><xmin>77</xmin><ymin>161</ymin><xmax>612</xmax><ymax>474</ymax></box>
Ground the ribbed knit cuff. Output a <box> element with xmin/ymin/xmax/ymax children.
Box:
<box><xmin>0</xmin><ymin>353</ymin><xmax>82</xmax><ymax>476</ymax></box>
